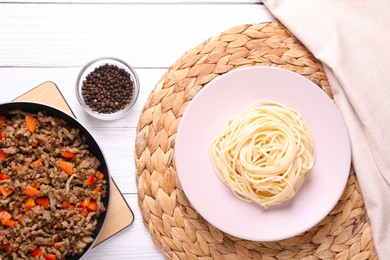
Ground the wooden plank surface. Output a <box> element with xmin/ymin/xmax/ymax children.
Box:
<box><xmin>14</xmin><ymin>81</ymin><xmax>134</xmax><ymax>245</ymax></box>
<box><xmin>0</xmin><ymin>3</ymin><xmax>272</xmax><ymax>67</ymax></box>
<box><xmin>3</xmin><ymin>0</ymin><xmax>262</xmax><ymax>2</ymax></box>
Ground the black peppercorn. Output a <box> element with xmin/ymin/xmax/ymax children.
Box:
<box><xmin>81</xmin><ymin>63</ymin><xmax>135</xmax><ymax>114</ymax></box>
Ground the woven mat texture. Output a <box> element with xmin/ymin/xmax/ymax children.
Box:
<box><xmin>135</xmin><ymin>22</ymin><xmax>377</xmax><ymax>260</ymax></box>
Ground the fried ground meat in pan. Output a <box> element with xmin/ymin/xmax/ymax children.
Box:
<box><xmin>0</xmin><ymin>110</ymin><xmax>107</xmax><ymax>259</ymax></box>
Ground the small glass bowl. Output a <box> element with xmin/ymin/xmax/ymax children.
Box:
<box><xmin>76</xmin><ymin>57</ymin><xmax>140</xmax><ymax>120</ymax></box>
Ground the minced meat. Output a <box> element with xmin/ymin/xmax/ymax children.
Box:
<box><xmin>0</xmin><ymin>110</ymin><xmax>107</xmax><ymax>259</ymax></box>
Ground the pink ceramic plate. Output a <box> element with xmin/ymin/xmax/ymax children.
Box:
<box><xmin>175</xmin><ymin>66</ymin><xmax>351</xmax><ymax>241</ymax></box>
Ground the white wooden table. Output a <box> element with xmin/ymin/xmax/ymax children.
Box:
<box><xmin>0</xmin><ymin>1</ymin><xmax>274</xmax><ymax>259</ymax></box>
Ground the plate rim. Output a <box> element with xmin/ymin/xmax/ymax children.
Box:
<box><xmin>175</xmin><ymin>66</ymin><xmax>351</xmax><ymax>241</ymax></box>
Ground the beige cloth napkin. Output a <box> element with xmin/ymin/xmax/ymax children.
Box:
<box><xmin>262</xmin><ymin>0</ymin><xmax>390</xmax><ymax>258</ymax></box>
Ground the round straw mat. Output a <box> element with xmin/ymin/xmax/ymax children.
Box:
<box><xmin>135</xmin><ymin>22</ymin><xmax>377</xmax><ymax>260</ymax></box>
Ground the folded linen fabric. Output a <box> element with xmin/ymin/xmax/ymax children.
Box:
<box><xmin>262</xmin><ymin>1</ymin><xmax>390</xmax><ymax>258</ymax></box>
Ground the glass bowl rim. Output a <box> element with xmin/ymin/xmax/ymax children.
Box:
<box><xmin>75</xmin><ymin>57</ymin><xmax>140</xmax><ymax>120</ymax></box>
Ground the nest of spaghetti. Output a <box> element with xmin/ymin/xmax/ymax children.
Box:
<box><xmin>209</xmin><ymin>100</ymin><xmax>316</xmax><ymax>208</ymax></box>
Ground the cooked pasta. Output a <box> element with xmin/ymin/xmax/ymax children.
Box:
<box><xmin>209</xmin><ymin>100</ymin><xmax>315</xmax><ymax>208</ymax></box>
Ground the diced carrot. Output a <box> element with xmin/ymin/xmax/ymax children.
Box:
<box><xmin>3</xmin><ymin>219</ymin><xmax>16</xmax><ymax>227</ymax></box>
<box><xmin>30</xmin><ymin>158</ymin><xmax>42</xmax><ymax>168</ymax></box>
<box><xmin>0</xmin><ymin>185</ymin><xmax>13</xmax><ymax>198</ymax></box>
<box><xmin>0</xmin><ymin>173</ymin><xmax>11</xmax><ymax>180</ymax></box>
<box><xmin>80</xmin><ymin>208</ymin><xmax>89</xmax><ymax>218</ymax></box>
<box><xmin>33</xmin><ymin>180</ymin><xmax>40</xmax><ymax>189</ymax></box>
<box><xmin>92</xmin><ymin>187</ymin><xmax>103</xmax><ymax>197</ymax></box>
<box><xmin>61</xmin><ymin>151</ymin><xmax>75</xmax><ymax>159</ymax></box>
<box><xmin>31</xmin><ymin>141</ymin><xmax>38</xmax><ymax>147</ymax></box>
<box><xmin>80</xmin><ymin>197</ymin><xmax>91</xmax><ymax>208</ymax></box>
<box><xmin>53</xmin><ymin>243</ymin><xmax>60</xmax><ymax>249</ymax></box>
<box><xmin>83</xmin><ymin>174</ymin><xmax>95</xmax><ymax>186</ymax></box>
<box><xmin>22</xmin><ymin>185</ymin><xmax>40</xmax><ymax>197</ymax></box>
<box><xmin>58</xmin><ymin>160</ymin><xmax>73</xmax><ymax>175</ymax></box>
<box><xmin>61</xmin><ymin>200</ymin><xmax>69</xmax><ymax>209</ymax></box>
<box><xmin>13</xmin><ymin>165</ymin><xmax>23</xmax><ymax>171</ymax></box>
<box><xmin>53</xmin><ymin>223</ymin><xmax>59</xmax><ymax>229</ymax></box>
<box><xmin>87</xmin><ymin>200</ymin><xmax>97</xmax><ymax>212</ymax></box>
<box><xmin>45</xmin><ymin>253</ymin><xmax>57</xmax><ymax>260</ymax></box>
<box><xmin>18</xmin><ymin>213</ymin><xmax>26</xmax><ymax>223</ymax></box>
<box><xmin>25</xmin><ymin>197</ymin><xmax>36</xmax><ymax>210</ymax></box>
<box><xmin>0</xmin><ymin>131</ymin><xmax>5</xmax><ymax>139</ymax></box>
<box><xmin>25</xmin><ymin>115</ymin><xmax>38</xmax><ymax>133</ymax></box>
<box><xmin>0</xmin><ymin>210</ymin><xmax>11</xmax><ymax>223</ymax></box>
<box><xmin>0</xmin><ymin>210</ymin><xmax>15</xmax><ymax>227</ymax></box>
<box><xmin>0</xmin><ymin>151</ymin><xmax>4</xmax><ymax>160</ymax></box>
<box><xmin>36</xmin><ymin>197</ymin><xmax>49</xmax><ymax>208</ymax></box>
<box><xmin>31</xmin><ymin>248</ymin><xmax>43</xmax><ymax>257</ymax></box>
<box><xmin>68</xmin><ymin>204</ymin><xmax>76</xmax><ymax>210</ymax></box>
<box><xmin>97</xmin><ymin>171</ymin><xmax>105</xmax><ymax>180</ymax></box>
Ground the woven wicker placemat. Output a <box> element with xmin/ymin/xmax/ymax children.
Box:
<box><xmin>135</xmin><ymin>22</ymin><xmax>377</xmax><ymax>260</ymax></box>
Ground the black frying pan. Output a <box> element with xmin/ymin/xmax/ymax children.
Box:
<box><xmin>0</xmin><ymin>101</ymin><xmax>111</xmax><ymax>260</ymax></box>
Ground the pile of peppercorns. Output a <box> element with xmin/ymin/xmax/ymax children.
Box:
<box><xmin>81</xmin><ymin>63</ymin><xmax>135</xmax><ymax>114</ymax></box>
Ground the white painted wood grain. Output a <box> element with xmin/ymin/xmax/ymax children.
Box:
<box><xmin>2</xmin><ymin>0</ymin><xmax>262</xmax><ymax>3</ymax></box>
<box><xmin>0</xmin><ymin>4</ymin><xmax>273</xmax><ymax>67</ymax></box>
